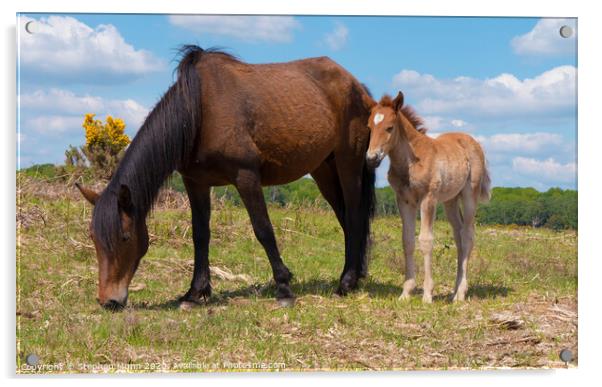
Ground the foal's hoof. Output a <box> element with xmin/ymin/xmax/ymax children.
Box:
<box><xmin>276</xmin><ymin>297</ymin><xmax>296</xmax><ymax>308</ymax></box>
<box><xmin>398</xmin><ymin>292</ymin><xmax>412</xmax><ymax>302</ymax></box>
<box><xmin>452</xmin><ymin>293</ymin><xmax>466</xmax><ymax>302</ymax></box>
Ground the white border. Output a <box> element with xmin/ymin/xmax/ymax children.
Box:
<box><xmin>3</xmin><ymin>1</ymin><xmax>601</xmax><ymax>386</ymax></box>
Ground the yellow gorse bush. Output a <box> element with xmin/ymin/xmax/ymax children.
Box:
<box><xmin>83</xmin><ymin>113</ymin><xmax>130</xmax><ymax>150</ymax></box>
<box><xmin>66</xmin><ymin>113</ymin><xmax>131</xmax><ymax>179</ymax></box>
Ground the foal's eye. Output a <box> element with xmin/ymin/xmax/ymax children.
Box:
<box><xmin>122</xmin><ymin>233</ymin><xmax>131</xmax><ymax>242</ymax></box>
<box><xmin>385</xmin><ymin>126</ymin><xmax>393</xmax><ymax>133</ymax></box>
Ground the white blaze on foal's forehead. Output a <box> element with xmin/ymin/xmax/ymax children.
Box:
<box><xmin>373</xmin><ymin>113</ymin><xmax>384</xmax><ymax>125</ymax></box>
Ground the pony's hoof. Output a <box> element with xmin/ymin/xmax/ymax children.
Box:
<box><xmin>337</xmin><ymin>272</ymin><xmax>358</xmax><ymax>296</ymax></box>
<box><xmin>275</xmin><ymin>283</ymin><xmax>295</xmax><ymax>300</ymax></box>
<box><xmin>336</xmin><ymin>283</ymin><xmax>354</xmax><ymax>296</ymax></box>
<box><xmin>422</xmin><ymin>294</ymin><xmax>433</xmax><ymax>304</ymax></box>
<box><xmin>179</xmin><ymin>286</ymin><xmax>211</xmax><ymax>305</ymax></box>
<box><xmin>452</xmin><ymin>293</ymin><xmax>465</xmax><ymax>302</ymax></box>
<box><xmin>276</xmin><ymin>297</ymin><xmax>296</xmax><ymax>308</ymax></box>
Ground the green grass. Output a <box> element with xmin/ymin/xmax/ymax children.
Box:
<box><xmin>16</xmin><ymin>176</ymin><xmax>577</xmax><ymax>373</ymax></box>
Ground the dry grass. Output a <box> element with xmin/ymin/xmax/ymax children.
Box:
<box><xmin>16</xmin><ymin>175</ymin><xmax>577</xmax><ymax>373</ymax></box>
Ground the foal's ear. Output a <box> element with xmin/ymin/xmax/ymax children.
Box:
<box><xmin>75</xmin><ymin>182</ymin><xmax>99</xmax><ymax>205</ymax></box>
<box><xmin>393</xmin><ymin>91</ymin><xmax>405</xmax><ymax>112</ymax></box>
<box><xmin>117</xmin><ymin>184</ymin><xmax>134</xmax><ymax>215</ymax></box>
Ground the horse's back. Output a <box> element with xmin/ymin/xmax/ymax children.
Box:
<box><xmin>193</xmin><ymin>54</ymin><xmax>368</xmax><ymax>185</ymax></box>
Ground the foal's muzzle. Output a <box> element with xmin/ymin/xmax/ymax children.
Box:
<box><xmin>366</xmin><ymin>150</ymin><xmax>385</xmax><ymax>169</ymax></box>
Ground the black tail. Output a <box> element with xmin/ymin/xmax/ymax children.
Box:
<box><xmin>358</xmin><ymin>161</ymin><xmax>376</xmax><ymax>278</ymax></box>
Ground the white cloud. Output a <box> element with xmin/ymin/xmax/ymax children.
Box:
<box><xmin>19</xmin><ymin>15</ymin><xmax>164</xmax><ymax>83</ymax></box>
<box><xmin>168</xmin><ymin>15</ymin><xmax>300</xmax><ymax>43</ymax></box>
<box><xmin>512</xmin><ymin>157</ymin><xmax>576</xmax><ymax>184</ymax></box>
<box><xmin>421</xmin><ymin>116</ymin><xmax>473</xmax><ymax>132</ymax></box>
<box><xmin>511</xmin><ymin>18</ymin><xmax>577</xmax><ymax>56</ymax></box>
<box><xmin>451</xmin><ymin>119</ymin><xmax>467</xmax><ymax>128</ymax></box>
<box><xmin>20</xmin><ymin>88</ymin><xmax>149</xmax><ymax>135</ymax></box>
<box><xmin>19</xmin><ymin>88</ymin><xmax>150</xmax><ymax>167</ymax></box>
<box><xmin>25</xmin><ymin>115</ymin><xmax>84</xmax><ymax>134</ymax></box>
<box><xmin>323</xmin><ymin>22</ymin><xmax>349</xmax><ymax>51</ymax></box>
<box><xmin>392</xmin><ymin>66</ymin><xmax>576</xmax><ymax>120</ymax></box>
<box><xmin>475</xmin><ymin>132</ymin><xmax>563</xmax><ymax>154</ymax></box>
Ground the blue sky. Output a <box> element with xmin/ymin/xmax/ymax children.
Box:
<box><xmin>17</xmin><ymin>14</ymin><xmax>577</xmax><ymax>190</ymax></box>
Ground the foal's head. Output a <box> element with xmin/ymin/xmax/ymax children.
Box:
<box><xmin>76</xmin><ymin>183</ymin><xmax>149</xmax><ymax>311</ymax></box>
<box><xmin>365</xmin><ymin>91</ymin><xmax>405</xmax><ymax>168</ymax></box>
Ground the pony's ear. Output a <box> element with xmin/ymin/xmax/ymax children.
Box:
<box><xmin>393</xmin><ymin>91</ymin><xmax>405</xmax><ymax>112</ymax></box>
<box><xmin>75</xmin><ymin>182</ymin><xmax>99</xmax><ymax>205</ymax></box>
<box><xmin>117</xmin><ymin>184</ymin><xmax>134</xmax><ymax>215</ymax></box>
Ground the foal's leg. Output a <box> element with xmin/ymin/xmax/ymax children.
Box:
<box><xmin>397</xmin><ymin>197</ymin><xmax>417</xmax><ymax>300</ymax></box>
<box><xmin>444</xmin><ymin>198</ymin><xmax>465</xmax><ymax>301</ymax></box>
<box><xmin>235</xmin><ymin>169</ymin><xmax>294</xmax><ymax>300</ymax></box>
<box><xmin>419</xmin><ymin>196</ymin><xmax>437</xmax><ymax>303</ymax></box>
<box><xmin>453</xmin><ymin>187</ymin><xmax>478</xmax><ymax>302</ymax></box>
<box><xmin>180</xmin><ymin>179</ymin><xmax>211</xmax><ymax>303</ymax></box>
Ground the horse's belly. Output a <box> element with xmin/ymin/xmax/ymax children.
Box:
<box><xmin>258</xmin><ymin>135</ymin><xmax>333</xmax><ymax>185</ymax></box>
<box><xmin>251</xmin><ymin>105</ymin><xmax>337</xmax><ymax>185</ymax></box>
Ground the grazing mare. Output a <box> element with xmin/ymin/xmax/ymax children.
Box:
<box><xmin>76</xmin><ymin>45</ymin><xmax>376</xmax><ymax>310</ymax></box>
<box><xmin>365</xmin><ymin>92</ymin><xmax>491</xmax><ymax>302</ymax></box>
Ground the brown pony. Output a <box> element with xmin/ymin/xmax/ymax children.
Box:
<box><xmin>366</xmin><ymin>92</ymin><xmax>491</xmax><ymax>303</ymax></box>
<box><xmin>75</xmin><ymin>45</ymin><xmax>376</xmax><ymax>310</ymax></box>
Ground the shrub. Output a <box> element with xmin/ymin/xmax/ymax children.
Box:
<box><xmin>64</xmin><ymin>114</ymin><xmax>131</xmax><ymax>180</ymax></box>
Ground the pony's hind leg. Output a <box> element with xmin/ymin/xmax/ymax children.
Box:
<box><xmin>419</xmin><ymin>195</ymin><xmax>437</xmax><ymax>303</ymax></box>
<box><xmin>311</xmin><ymin>157</ymin><xmax>345</xmax><ymax>229</ymax></box>
<box><xmin>453</xmin><ymin>186</ymin><xmax>478</xmax><ymax>302</ymax></box>
<box><xmin>396</xmin><ymin>194</ymin><xmax>417</xmax><ymax>300</ymax></box>
<box><xmin>235</xmin><ymin>169</ymin><xmax>294</xmax><ymax>301</ymax></box>
<box><xmin>334</xmin><ymin>158</ymin><xmax>373</xmax><ymax>295</ymax></box>
<box><xmin>180</xmin><ymin>179</ymin><xmax>212</xmax><ymax>303</ymax></box>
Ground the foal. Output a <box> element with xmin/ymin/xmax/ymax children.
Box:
<box><xmin>366</xmin><ymin>92</ymin><xmax>491</xmax><ymax>302</ymax></box>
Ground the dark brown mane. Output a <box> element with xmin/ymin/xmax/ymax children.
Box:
<box><xmin>378</xmin><ymin>95</ymin><xmax>428</xmax><ymax>134</ymax></box>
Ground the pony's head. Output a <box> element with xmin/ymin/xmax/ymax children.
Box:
<box><xmin>365</xmin><ymin>91</ymin><xmax>405</xmax><ymax>168</ymax></box>
<box><xmin>76</xmin><ymin>183</ymin><xmax>149</xmax><ymax>311</ymax></box>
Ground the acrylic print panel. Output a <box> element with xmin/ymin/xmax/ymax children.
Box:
<box><xmin>16</xmin><ymin>14</ymin><xmax>577</xmax><ymax>373</ymax></box>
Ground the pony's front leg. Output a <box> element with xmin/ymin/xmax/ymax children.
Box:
<box><xmin>397</xmin><ymin>196</ymin><xmax>417</xmax><ymax>300</ymax></box>
<box><xmin>236</xmin><ymin>169</ymin><xmax>294</xmax><ymax>302</ymax></box>
<box><xmin>180</xmin><ymin>180</ymin><xmax>212</xmax><ymax>304</ymax></box>
<box><xmin>419</xmin><ymin>196</ymin><xmax>437</xmax><ymax>303</ymax></box>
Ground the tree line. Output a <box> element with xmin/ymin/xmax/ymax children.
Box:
<box><xmin>21</xmin><ymin>164</ymin><xmax>577</xmax><ymax>231</ymax></box>
<box><xmin>164</xmin><ymin>173</ymin><xmax>578</xmax><ymax>230</ymax></box>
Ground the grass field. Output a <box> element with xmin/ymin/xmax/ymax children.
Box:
<box><xmin>16</xmin><ymin>175</ymin><xmax>577</xmax><ymax>372</ymax></box>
